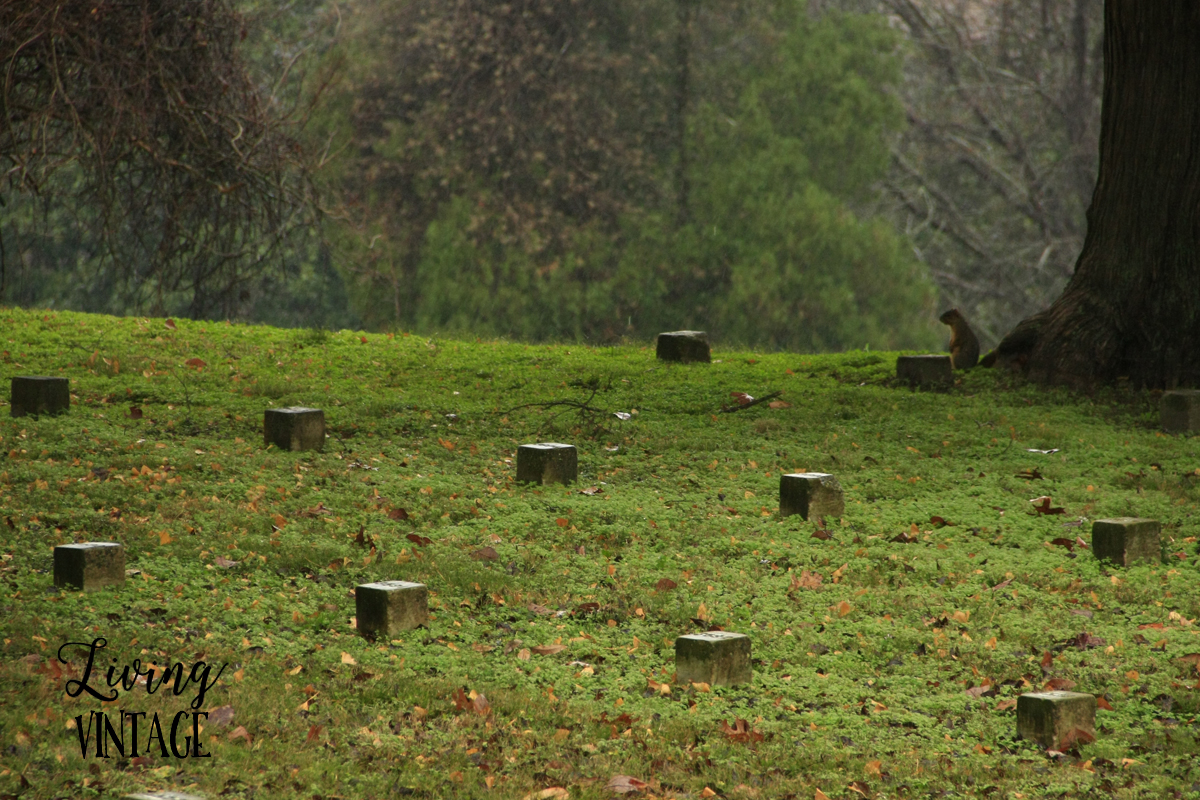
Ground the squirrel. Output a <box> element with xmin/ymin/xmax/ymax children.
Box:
<box><xmin>939</xmin><ymin>308</ymin><xmax>980</xmax><ymax>370</ymax></box>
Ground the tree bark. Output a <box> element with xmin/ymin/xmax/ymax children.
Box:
<box><xmin>989</xmin><ymin>0</ymin><xmax>1200</xmax><ymax>388</ymax></box>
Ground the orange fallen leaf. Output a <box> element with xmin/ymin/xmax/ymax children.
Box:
<box><xmin>227</xmin><ymin>725</ymin><xmax>251</xmax><ymax>743</ymax></box>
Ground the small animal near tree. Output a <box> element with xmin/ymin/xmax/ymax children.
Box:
<box><xmin>986</xmin><ymin>1</ymin><xmax>1200</xmax><ymax>388</ymax></box>
<box><xmin>939</xmin><ymin>309</ymin><xmax>980</xmax><ymax>370</ymax></box>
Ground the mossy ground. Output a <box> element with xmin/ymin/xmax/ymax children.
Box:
<box><xmin>1</xmin><ymin>308</ymin><xmax>1198</xmax><ymax>800</ymax></box>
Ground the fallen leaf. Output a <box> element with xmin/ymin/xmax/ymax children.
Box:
<box><xmin>521</xmin><ymin>789</ymin><xmax>569</xmax><ymax>800</ymax></box>
<box><xmin>1043</xmin><ymin>678</ymin><xmax>1077</xmax><ymax>691</ymax></box>
<box><xmin>129</xmin><ymin>406</ymin><xmax>143</xmax><ymax>420</ymax></box>
<box><xmin>718</xmin><ymin>718</ymin><xmax>764</xmax><ymax>743</ymax></box>
<box><xmin>655</xmin><ymin>578</ymin><xmax>677</xmax><ymax>591</ymax></box>
<box><xmin>406</xmin><ymin>533</ymin><xmax>431</xmax><ymax>546</ymax></box>
<box><xmin>533</xmin><ymin>644</ymin><xmax>567</xmax><ymax>656</ymax></box>
<box><xmin>768</xmin><ymin>400</ymin><xmax>791</xmax><ymax>409</ymax></box>
<box><xmin>164</xmin><ymin>319</ymin><xmax>177</xmax><ymax>330</ymax></box>
<box><xmin>556</xmin><ymin>518</ymin><xmax>570</xmax><ymax>527</ymax></box>
<box><xmin>472</xmin><ymin>692</ymin><xmax>491</xmax><ymax>715</ymax></box>
<box><xmin>929</xmin><ymin>515</ymin><xmax>953</xmax><ymax>527</ymax></box>
<box><xmin>185</xmin><ymin>357</ymin><xmax>207</xmax><ymax>369</ymax></box>
<box><xmin>1096</xmin><ymin>696</ymin><xmax>1114</xmax><ymax>711</ymax></box>
<box><xmin>207</xmin><ymin>705</ymin><xmax>235</xmax><ymax>727</ymax></box>
<box><xmin>306</xmin><ymin>724</ymin><xmax>322</xmax><ymax>743</ymax></box>
<box><xmin>848</xmin><ymin>780</ymin><xmax>871</xmax><ymax>797</ymax></box>
<box><xmin>470</xmin><ymin>546</ymin><xmax>499</xmax><ymax>561</ymax></box>
<box><xmin>996</xmin><ymin>698</ymin><xmax>1017</xmax><ymax>711</ymax></box>
<box><xmin>214</xmin><ymin>556</ymin><xmax>238</xmax><ymax>569</ymax></box>
<box><xmin>580</xmin><ymin>486</ymin><xmax>604</xmax><ymax>495</ymax></box>
<box><xmin>227</xmin><ymin>725</ymin><xmax>251</xmax><ymax>743</ymax></box>
<box><xmin>438</xmin><ymin>437</ymin><xmax>455</xmax><ymax>450</ymax></box>
<box><xmin>836</xmin><ymin>601</ymin><xmax>853</xmax><ymax>617</ymax></box>
<box><xmin>606</xmin><ymin>775</ymin><xmax>649</xmax><ymax>794</ymax></box>
<box><xmin>341</xmin><ymin>652</ymin><xmax>357</xmax><ymax>665</ymax></box>
<box><xmin>791</xmin><ymin>569</ymin><xmax>823</xmax><ymax>590</ymax></box>
<box><xmin>812</xmin><ymin>529</ymin><xmax>833</xmax><ymax>541</ymax></box>
<box><xmin>815</xmin><ymin>790</ymin><xmax>831</xmax><ymax>800</ymax></box>
<box><xmin>730</xmin><ymin>392</ymin><xmax>755</xmax><ymax>406</ymax></box>
<box><xmin>1030</xmin><ymin>496</ymin><xmax>1066</xmax><ymax>515</ymax></box>
<box><xmin>388</xmin><ymin>507</ymin><xmax>410</xmax><ymax>521</ymax></box>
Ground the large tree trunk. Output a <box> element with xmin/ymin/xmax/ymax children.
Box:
<box><xmin>989</xmin><ymin>1</ymin><xmax>1200</xmax><ymax>388</ymax></box>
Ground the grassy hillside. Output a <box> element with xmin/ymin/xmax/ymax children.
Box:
<box><xmin>1</xmin><ymin>308</ymin><xmax>1198</xmax><ymax>800</ymax></box>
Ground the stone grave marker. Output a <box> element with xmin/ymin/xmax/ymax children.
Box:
<box><xmin>10</xmin><ymin>376</ymin><xmax>70</xmax><ymax>417</ymax></box>
<box><xmin>1092</xmin><ymin>517</ymin><xmax>1160</xmax><ymax>567</ymax></box>
<box><xmin>1016</xmin><ymin>690</ymin><xmax>1096</xmax><ymax>749</ymax></box>
<box><xmin>675</xmin><ymin>631</ymin><xmax>751</xmax><ymax>687</ymax></box>
<box><xmin>516</xmin><ymin>442</ymin><xmax>577</xmax><ymax>485</ymax></box>
<box><xmin>263</xmin><ymin>407</ymin><xmax>325</xmax><ymax>452</ymax></box>
<box><xmin>54</xmin><ymin>542</ymin><xmax>125</xmax><ymax>592</ymax></box>
<box><xmin>1161</xmin><ymin>390</ymin><xmax>1200</xmax><ymax>433</ymax></box>
<box><xmin>779</xmin><ymin>473</ymin><xmax>844</xmax><ymax>520</ymax></box>
<box><xmin>356</xmin><ymin>580</ymin><xmax>429</xmax><ymax>637</ymax></box>
<box><xmin>896</xmin><ymin>355</ymin><xmax>952</xmax><ymax>388</ymax></box>
<box><xmin>656</xmin><ymin>331</ymin><xmax>711</xmax><ymax>363</ymax></box>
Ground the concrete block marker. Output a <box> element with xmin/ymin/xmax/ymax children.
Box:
<box><xmin>54</xmin><ymin>542</ymin><xmax>125</xmax><ymax>592</ymax></box>
<box><xmin>10</xmin><ymin>376</ymin><xmax>70</xmax><ymax>417</ymax></box>
<box><xmin>675</xmin><ymin>632</ymin><xmax>751</xmax><ymax>687</ymax></box>
<box><xmin>1161</xmin><ymin>390</ymin><xmax>1200</xmax><ymax>433</ymax></box>
<box><xmin>516</xmin><ymin>442</ymin><xmax>578</xmax><ymax>485</ymax></box>
<box><xmin>126</xmin><ymin>792</ymin><xmax>208</xmax><ymax>800</ymax></box>
<box><xmin>1092</xmin><ymin>517</ymin><xmax>1160</xmax><ymax>567</ymax></box>
<box><xmin>896</xmin><ymin>355</ymin><xmax>952</xmax><ymax>388</ymax></box>
<box><xmin>263</xmin><ymin>407</ymin><xmax>325</xmax><ymax>452</ymax></box>
<box><xmin>1016</xmin><ymin>691</ymin><xmax>1096</xmax><ymax>750</ymax></box>
<box><xmin>356</xmin><ymin>580</ymin><xmax>429</xmax><ymax>637</ymax></box>
<box><xmin>656</xmin><ymin>331</ymin><xmax>711</xmax><ymax>363</ymax></box>
<box><xmin>779</xmin><ymin>473</ymin><xmax>844</xmax><ymax>520</ymax></box>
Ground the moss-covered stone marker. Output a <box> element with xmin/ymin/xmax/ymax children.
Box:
<box><xmin>1016</xmin><ymin>691</ymin><xmax>1096</xmax><ymax>749</ymax></box>
<box><xmin>675</xmin><ymin>631</ymin><xmax>751</xmax><ymax>687</ymax></box>
<box><xmin>356</xmin><ymin>581</ymin><xmax>429</xmax><ymax>637</ymax></box>
<box><xmin>1161</xmin><ymin>390</ymin><xmax>1200</xmax><ymax>433</ymax></box>
<box><xmin>896</xmin><ymin>355</ymin><xmax>952</xmax><ymax>388</ymax></box>
<box><xmin>263</xmin><ymin>407</ymin><xmax>325</xmax><ymax>452</ymax></box>
<box><xmin>54</xmin><ymin>542</ymin><xmax>125</xmax><ymax>592</ymax></box>
<box><xmin>1092</xmin><ymin>517</ymin><xmax>1160</xmax><ymax>567</ymax></box>
<box><xmin>10</xmin><ymin>376</ymin><xmax>70</xmax><ymax>417</ymax></box>
<box><xmin>516</xmin><ymin>442</ymin><xmax>577</xmax><ymax>485</ymax></box>
<box><xmin>656</xmin><ymin>331</ymin><xmax>711</xmax><ymax>363</ymax></box>
<box><xmin>779</xmin><ymin>473</ymin><xmax>844</xmax><ymax>520</ymax></box>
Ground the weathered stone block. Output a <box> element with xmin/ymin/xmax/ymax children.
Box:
<box><xmin>516</xmin><ymin>442</ymin><xmax>578</xmax><ymax>485</ymax></box>
<box><xmin>54</xmin><ymin>542</ymin><xmax>125</xmax><ymax>592</ymax></box>
<box><xmin>675</xmin><ymin>632</ymin><xmax>752</xmax><ymax>687</ymax></box>
<box><xmin>263</xmin><ymin>407</ymin><xmax>325</xmax><ymax>452</ymax></box>
<box><xmin>779</xmin><ymin>473</ymin><xmax>844</xmax><ymax>520</ymax></box>
<box><xmin>1092</xmin><ymin>517</ymin><xmax>1160</xmax><ymax>567</ymax></box>
<box><xmin>896</xmin><ymin>355</ymin><xmax>953</xmax><ymax>388</ymax></box>
<box><xmin>1161</xmin><ymin>390</ymin><xmax>1200</xmax><ymax>433</ymax></box>
<box><xmin>356</xmin><ymin>581</ymin><xmax>429</xmax><ymax>637</ymax></box>
<box><xmin>1016</xmin><ymin>691</ymin><xmax>1096</xmax><ymax>749</ymax></box>
<box><xmin>656</xmin><ymin>331</ymin><xmax>711</xmax><ymax>363</ymax></box>
<box><xmin>10</xmin><ymin>376</ymin><xmax>70</xmax><ymax>417</ymax></box>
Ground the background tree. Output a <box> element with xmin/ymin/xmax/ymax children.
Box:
<box><xmin>987</xmin><ymin>0</ymin><xmax>1200</xmax><ymax>388</ymax></box>
<box><xmin>875</xmin><ymin>0</ymin><xmax>1103</xmax><ymax>346</ymax></box>
<box><xmin>324</xmin><ymin>0</ymin><xmax>938</xmax><ymax>349</ymax></box>
<box><xmin>0</xmin><ymin>0</ymin><xmax>321</xmax><ymax>319</ymax></box>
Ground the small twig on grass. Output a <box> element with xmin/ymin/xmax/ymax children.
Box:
<box><xmin>499</xmin><ymin>387</ymin><xmax>612</xmax><ymax>438</ymax></box>
<box><xmin>720</xmin><ymin>390</ymin><xmax>782</xmax><ymax>413</ymax></box>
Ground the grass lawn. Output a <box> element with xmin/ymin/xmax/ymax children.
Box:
<box><xmin>1</xmin><ymin>307</ymin><xmax>1198</xmax><ymax>800</ymax></box>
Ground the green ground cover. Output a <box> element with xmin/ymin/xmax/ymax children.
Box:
<box><xmin>1</xmin><ymin>307</ymin><xmax>1198</xmax><ymax>800</ymax></box>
